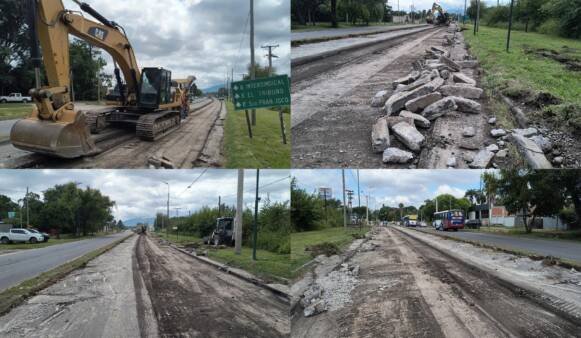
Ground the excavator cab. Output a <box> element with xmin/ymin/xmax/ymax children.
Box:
<box><xmin>138</xmin><ymin>68</ymin><xmax>173</xmax><ymax>110</ymax></box>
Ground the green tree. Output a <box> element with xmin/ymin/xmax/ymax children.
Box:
<box><xmin>69</xmin><ymin>40</ymin><xmax>107</xmax><ymax>101</ymax></box>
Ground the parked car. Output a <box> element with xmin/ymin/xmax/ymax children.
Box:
<box><xmin>0</xmin><ymin>228</ymin><xmax>44</xmax><ymax>244</ymax></box>
<box><xmin>28</xmin><ymin>229</ymin><xmax>50</xmax><ymax>242</ymax></box>
<box><xmin>465</xmin><ymin>219</ymin><xmax>482</xmax><ymax>229</ymax></box>
<box><xmin>0</xmin><ymin>93</ymin><xmax>32</xmax><ymax>103</ymax></box>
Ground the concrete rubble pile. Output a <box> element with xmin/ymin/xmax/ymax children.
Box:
<box><xmin>369</xmin><ymin>29</ymin><xmax>488</xmax><ymax>166</ymax></box>
<box><xmin>368</xmin><ymin>25</ymin><xmax>552</xmax><ymax>169</ymax></box>
<box><xmin>300</xmin><ymin>263</ymin><xmax>360</xmax><ymax>318</ymax></box>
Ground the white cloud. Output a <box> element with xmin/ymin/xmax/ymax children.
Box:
<box><xmin>0</xmin><ymin>169</ymin><xmax>290</xmax><ymax>221</ymax></box>
<box><xmin>435</xmin><ymin>184</ymin><xmax>466</xmax><ymax>198</ymax></box>
<box><xmin>61</xmin><ymin>0</ymin><xmax>290</xmax><ymax>89</ymax></box>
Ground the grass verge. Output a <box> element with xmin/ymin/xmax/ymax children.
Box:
<box><xmin>463</xmin><ymin>26</ymin><xmax>581</xmax><ymax>130</ymax></box>
<box><xmin>155</xmin><ymin>231</ymin><xmax>290</xmax><ymax>282</ymax></box>
<box><xmin>0</xmin><ymin>103</ymin><xmax>33</xmax><ymax>121</ymax></box>
<box><xmin>291</xmin><ymin>226</ymin><xmax>370</xmax><ymax>275</ymax></box>
<box><xmin>224</xmin><ymin>101</ymin><xmax>290</xmax><ymax>168</ymax></box>
<box><xmin>0</xmin><ymin>234</ymin><xmax>132</xmax><ymax>316</ymax></box>
<box><xmin>208</xmin><ymin>247</ymin><xmax>290</xmax><ymax>282</ymax></box>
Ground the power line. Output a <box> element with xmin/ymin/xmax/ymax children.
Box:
<box><xmin>178</xmin><ymin>168</ymin><xmax>208</xmax><ymax>196</ymax></box>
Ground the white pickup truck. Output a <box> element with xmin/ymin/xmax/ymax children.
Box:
<box><xmin>0</xmin><ymin>228</ymin><xmax>44</xmax><ymax>244</ymax></box>
<box><xmin>0</xmin><ymin>93</ymin><xmax>32</xmax><ymax>103</ymax></box>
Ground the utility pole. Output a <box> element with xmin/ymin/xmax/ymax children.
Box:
<box><xmin>463</xmin><ymin>0</ymin><xmax>467</xmax><ymax>24</ymax></box>
<box><xmin>357</xmin><ymin>169</ymin><xmax>361</xmax><ymax>208</ymax></box>
<box><xmin>25</xmin><ymin>187</ymin><xmax>29</xmax><ymax>226</ymax></box>
<box><xmin>262</xmin><ymin>44</ymin><xmax>279</xmax><ymax>76</ymax></box>
<box><xmin>218</xmin><ymin>195</ymin><xmax>221</xmax><ymax>216</ymax></box>
<box><xmin>252</xmin><ymin>169</ymin><xmax>260</xmax><ymax>261</ymax></box>
<box><xmin>506</xmin><ymin>0</ymin><xmax>515</xmax><ymax>52</ymax></box>
<box><xmin>250</xmin><ymin>0</ymin><xmax>256</xmax><ymax>125</ymax></box>
<box><xmin>342</xmin><ymin>169</ymin><xmax>347</xmax><ymax>229</ymax></box>
<box><xmin>366</xmin><ymin>194</ymin><xmax>369</xmax><ymax>225</ymax></box>
<box><xmin>235</xmin><ymin>169</ymin><xmax>244</xmax><ymax>255</ymax></box>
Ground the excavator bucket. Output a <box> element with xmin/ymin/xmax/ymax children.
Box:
<box><xmin>10</xmin><ymin>113</ymin><xmax>98</xmax><ymax>159</ymax></box>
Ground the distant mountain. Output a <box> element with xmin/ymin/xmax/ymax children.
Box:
<box><xmin>201</xmin><ymin>83</ymin><xmax>224</xmax><ymax>94</ymax></box>
<box><xmin>122</xmin><ymin>217</ymin><xmax>155</xmax><ymax>227</ymax></box>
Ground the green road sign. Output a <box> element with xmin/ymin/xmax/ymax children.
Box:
<box><xmin>232</xmin><ymin>75</ymin><xmax>290</xmax><ymax>111</ymax></box>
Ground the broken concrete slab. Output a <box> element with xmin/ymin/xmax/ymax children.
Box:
<box><xmin>404</xmin><ymin>92</ymin><xmax>442</xmax><ymax>113</ymax></box>
<box><xmin>394</xmin><ymin>75</ymin><xmax>431</xmax><ymax>94</ymax></box>
<box><xmin>382</xmin><ymin>147</ymin><xmax>414</xmax><ymax>164</ymax></box>
<box><xmin>446</xmin><ymin>156</ymin><xmax>457</xmax><ymax>167</ymax></box>
<box><xmin>430</xmin><ymin>69</ymin><xmax>440</xmax><ymax>79</ymax></box>
<box><xmin>510</xmin><ymin>133</ymin><xmax>553</xmax><ymax>169</ymax></box>
<box><xmin>513</xmin><ymin>128</ymin><xmax>538</xmax><ymax>137</ymax></box>
<box><xmin>304</xmin><ymin>299</ymin><xmax>327</xmax><ymax>317</ymax></box>
<box><xmin>452</xmin><ymin>72</ymin><xmax>476</xmax><ymax>86</ymax></box>
<box><xmin>371</xmin><ymin>117</ymin><xmax>390</xmax><ymax>153</ymax></box>
<box><xmin>491</xmin><ymin>129</ymin><xmax>507</xmax><ymax>137</ymax></box>
<box><xmin>385</xmin><ymin>116</ymin><xmax>415</xmax><ymax>128</ymax></box>
<box><xmin>421</xmin><ymin>97</ymin><xmax>458</xmax><ymax>121</ymax></box>
<box><xmin>371</xmin><ymin>90</ymin><xmax>390</xmax><ymax>107</ymax></box>
<box><xmin>392</xmin><ymin>74</ymin><xmax>416</xmax><ymax>89</ymax></box>
<box><xmin>457</xmin><ymin>60</ymin><xmax>479</xmax><ymax>68</ymax></box>
<box><xmin>384</xmin><ymin>77</ymin><xmax>444</xmax><ymax>115</ymax></box>
<box><xmin>439</xmin><ymin>55</ymin><xmax>461</xmax><ymax>72</ymax></box>
<box><xmin>486</xmin><ymin>144</ymin><xmax>500</xmax><ymax>153</ymax></box>
<box><xmin>391</xmin><ymin>122</ymin><xmax>425</xmax><ymax>152</ymax></box>
<box><xmin>488</xmin><ymin>117</ymin><xmax>497</xmax><ymax>125</ymax></box>
<box><xmin>399</xmin><ymin>110</ymin><xmax>431</xmax><ymax>129</ymax></box>
<box><xmin>460</xmin><ymin>138</ymin><xmax>480</xmax><ymax>150</ymax></box>
<box><xmin>439</xmin><ymin>85</ymin><xmax>483</xmax><ymax>99</ymax></box>
<box><xmin>440</xmin><ymin>69</ymin><xmax>450</xmax><ymax>80</ymax></box>
<box><xmin>496</xmin><ymin>149</ymin><xmax>508</xmax><ymax>158</ymax></box>
<box><xmin>450</xmin><ymin>96</ymin><xmax>482</xmax><ymax>114</ymax></box>
<box><xmin>469</xmin><ymin>149</ymin><xmax>495</xmax><ymax>168</ymax></box>
<box><xmin>462</xmin><ymin>126</ymin><xmax>476</xmax><ymax>137</ymax></box>
<box><xmin>431</xmin><ymin>46</ymin><xmax>448</xmax><ymax>55</ymax></box>
<box><xmin>530</xmin><ymin>135</ymin><xmax>552</xmax><ymax>153</ymax></box>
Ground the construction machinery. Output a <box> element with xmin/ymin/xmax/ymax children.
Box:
<box><xmin>426</xmin><ymin>3</ymin><xmax>450</xmax><ymax>26</ymax></box>
<box><xmin>10</xmin><ymin>0</ymin><xmax>196</xmax><ymax>158</ymax></box>
<box><xmin>204</xmin><ymin>217</ymin><xmax>235</xmax><ymax>246</ymax></box>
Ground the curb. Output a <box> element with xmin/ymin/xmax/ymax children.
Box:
<box><xmin>292</xmin><ymin>26</ymin><xmax>437</xmax><ymax>67</ymax></box>
<box><xmin>168</xmin><ymin>244</ymin><xmax>290</xmax><ymax>301</ymax></box>
<box><xmin>292</xmin><ymin>24</ymin><xmax>429</xmax><ymax>46</ymax></box>
<box><xmin>393</xmin><ymin>226</ymin><xmax>581</xmax><ymax>323</ymax></box>
<box><xmin>290</xmin><ymin>230</ymin><xmax>372</xmax><ymax>315</ymax></box>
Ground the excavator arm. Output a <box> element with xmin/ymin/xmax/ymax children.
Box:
<box><xmin>11</xmin><ymin>0</ymin><xmax>141</xmax><ymax>158</ymax></box>
<box><xmin>37</xmin><ymin>0</ymin><xmax>140</xmax><ymax>108</ymax></box>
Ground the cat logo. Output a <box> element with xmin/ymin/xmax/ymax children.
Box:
<box><xmin>88</xmin><ymin>27</ymin><xmax>108</xmax><ymax>41</ymax></box>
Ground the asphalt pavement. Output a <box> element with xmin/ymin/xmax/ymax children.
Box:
<box><xmin>0</xmin><ymin>231</ymin><xmax>131</xmax><ymax>291</ymax></box>
<box><xmin>0</xmin><ymin>120</ymin><xmax>17</xmax><ymax>143</ymax></box>
<box><xmin>291</xmin><ymin>24</ymin><xmax>427</xmax><ymax>42</ymax></box>
<box><xmin>419</xmin><ymin>228</ymin><xmax>581</xmax><ymax>263</ymax></box>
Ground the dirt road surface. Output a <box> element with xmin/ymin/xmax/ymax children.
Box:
<box><xmin>0</xmin><ymin>235</ymin><xmax>158</xmax><ymax>338</ymax></box>
<box><xmin>0</xmin><ymin>99</ymin><xmax>222</xmax><ymax>169</ymax></box>
<box><xmin>135</xmin><ymin>235</ymin><xmax>290</xmax><ymax>338</ymax></box>
<box><xmin>291</xmin><ymin>27</ymin><xmax>495</xmax><ymax>168</ymax></box>
<box><xmin>293</xmin><ymin>226</ymin><xmax>581</xmax><ymax>338</ymax></box>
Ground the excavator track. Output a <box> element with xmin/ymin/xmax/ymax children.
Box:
<box><xmin>84</xmin><ymin>109</ymin><xmax>111</xmax><ymax>134</ymax></box>
<box><xmin>136</xmin><ymin>110</ymin><xmax>181</xmax><ymax>141</ymax></box>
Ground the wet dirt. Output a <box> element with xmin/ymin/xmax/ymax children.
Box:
<box><xmin>135</xmin><ymin>235</ymin><xmax>289</xmax><ymax>338</ymax></box>
<box><xmin>523</xmin><ymin>47</ymin><xmax>581</xmax><ymax>71</ymax></box>
<box><xmin>292</xmin><ymin>227</ymin><xmax>581</xmax><ymax>337</ymax></box>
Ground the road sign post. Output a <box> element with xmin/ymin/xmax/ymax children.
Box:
<box><xmin>232</xmin><ymin>75</ymin><xmax>290</xmax><ymax>143</ymax></box>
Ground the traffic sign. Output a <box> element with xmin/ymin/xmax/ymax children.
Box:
<box><xmin>232</xmin><ymin>75</ymin><xmax>290</xmax><ymax>111</ymax></box>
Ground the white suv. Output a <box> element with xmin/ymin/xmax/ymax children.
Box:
<box><xmin>0</xmin><ymin>228</ymin><xmax>45</xmax><ymax>244</ymax></box>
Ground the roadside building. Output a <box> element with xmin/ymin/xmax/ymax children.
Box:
<box><xmin>468</xmin><ymin>204</ymin><xmax>568</xmax><ymax>230</ymax></box>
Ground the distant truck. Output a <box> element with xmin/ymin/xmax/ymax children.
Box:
<box><xmin>0</xmin><ymin>228</ymin><xmax>45</xmax><ymax>244</ymax></box>
<box><xmin>0</xmin><ymin>93</ymin><xmax>32</xmax><ymax>103</ymax></box>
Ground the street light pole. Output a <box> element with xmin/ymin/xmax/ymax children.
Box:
<box><xmin>252</xmin><ymin>169</ymin><xmax>260</xmax><ymax>261</ymax></box>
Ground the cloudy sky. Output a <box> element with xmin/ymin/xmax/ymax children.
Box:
<box><xmin>292</xmin><ymin>169</ymin><xmax>496</xmax><ymax>209</ymax></box>
<box><xmin>63</xmin><ymin>0</ymin><xmax>290</xmax><ymax>89</ymax></box>
<box><xmin>392</xmin><ymin>0</ymin><xmax>505</xmax><ymax>12</ymax></box>
<box><xmin>0</xmin><ymin>170</ymin><xmax>290</xmax><ymax>222</ymax></box>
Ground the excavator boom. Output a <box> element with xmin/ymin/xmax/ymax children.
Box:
<box><xmin>11</xmin><ymin>0</ymin><xmax>141</xmax><ymax>158</ymax></box>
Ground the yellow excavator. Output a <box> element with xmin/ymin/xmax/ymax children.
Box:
<box><xmin>426</xmin><ymin>2</ymin><xmax>450</xmax><ymax>26</ymax></box>
<box><xmin>11</xmin><ymin>0</ymin><xmax>196</xmax><ymax>158</ymax></box>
